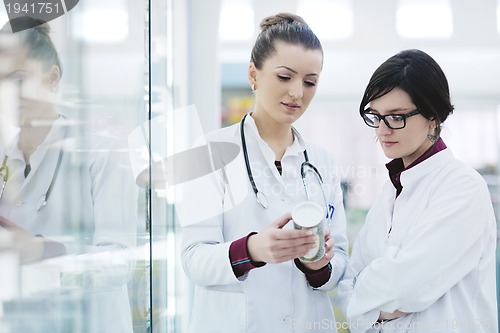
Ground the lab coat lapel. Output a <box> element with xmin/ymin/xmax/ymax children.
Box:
<box><xmin>384</xmin><ymin>151</ymin><xmax>451</xmax><ymax>250</ymax></box>
<box><xmin>382</xmin><ymin>184</ymin><xmax>396</xmax><ymax>237</ymax></box>
<box><xmin>15</xmin><ymin>123</ymin><xmax>66</xmax><ymax>206</ymax></box>
<box><xmin>243</xmin><ymin>115</ymin><xmax>284</xmax><ymax>186</ymax></box>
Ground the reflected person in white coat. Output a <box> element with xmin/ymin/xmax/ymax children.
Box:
<box><xmin>181</xmin><ymin>13</ymin><xmax>348</xmax><ymax>333</ymax></box>
<box><xmin>0</xmin><ymin>17</ymin><xmax>137</xmax><ymax>333</ymax></box>
<box><xmin>337</xmin><ymin>49</ymin><xmax>498</xmax><ymax>333</ymax></box>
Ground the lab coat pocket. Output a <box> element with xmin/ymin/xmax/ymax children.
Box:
<box><xmin>189</xmin><ymin>288</ymin><xmax>246</xmax><ymax>333</ymax></box>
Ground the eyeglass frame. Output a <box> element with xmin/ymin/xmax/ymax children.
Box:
<box><xmin>361</xmin><ymin>108</ymin><xmax>420</xmax><ymax>130</ymax></box>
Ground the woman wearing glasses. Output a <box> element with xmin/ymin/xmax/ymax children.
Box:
<box><xmin>181</xmin><ymin>13</ymin><xmax>348</xmax><ymax>333</ymax></box>
<box><xmin>337</xmin><ymin>49</ymin><xmax>498</xmax><ymax>332</ymax></box>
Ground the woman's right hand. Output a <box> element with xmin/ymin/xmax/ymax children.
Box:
<box><xmin>379</xmin><ymin>310</ymin><xmax>409</xmax><ymax>321</ymax></box>
<box><xmin>0</xmin><ymin>215</ymin><xmax>65</xmax><ymax>263</ymax></box>
<box><xmin>247</xmin><ymin>213</ymin><xmax>317</xmax><ymax>264</ymax></box>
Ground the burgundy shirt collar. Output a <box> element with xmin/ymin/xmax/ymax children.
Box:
<box><xmin>386</xmin><ymin>138</ymin><xmax>447</xmax><ymax>196</ymax></box>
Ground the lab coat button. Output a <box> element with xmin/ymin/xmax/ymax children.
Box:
<box><xmin>16</xmin><ymin>201</ymin><xmax>24</xmax><ymax>207</ymax></box>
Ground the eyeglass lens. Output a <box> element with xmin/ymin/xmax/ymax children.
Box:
<box><xmin>363</xmin><ymin>108</ymin><xmax>420</xmax><ymax>129</ymax></box>
<box><xmin>363</xmin><ymin>113</ymin><xmax>406</xmax><ymax>129</ymax></box>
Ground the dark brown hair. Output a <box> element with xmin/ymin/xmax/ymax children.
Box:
<box><xmin>360</xmin><ymin>49</ymin><xmax>454</xmax><ymax>135</ymax></box>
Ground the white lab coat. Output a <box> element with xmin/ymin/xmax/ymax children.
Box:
<box><xmin>180</xmin><ymin>115</ymin><xmax>349</xmax><ymax>333</ymax></box>
<box><xmin>0</xmin><ymin>117</ymin><xmax>137</xmax><ymax>333</ymax></box>
<box><xmin>337</xmin><ymin>148</ymin><xmax>498</xmax><ymax>333</ymax></box>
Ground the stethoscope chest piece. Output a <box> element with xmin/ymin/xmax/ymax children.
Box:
<box><xmin>256</xmin><ymin>191</ymin><xmax>268</xmax><ymax>209</ymax></box>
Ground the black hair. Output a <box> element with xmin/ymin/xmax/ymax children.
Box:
<box><xmin>359</xmin><ymin>49</ymin><xmax>454</xmax><ymax>135</ymax></box>
<box><xmin>250</xmin><ymin>12</ymin><xmax>323</xmax><ymax>70</ymax></box>
<box><xmin>0</xmin><ymin>16</ymin><xmax>63</xmax><ymax>77</ymax></box>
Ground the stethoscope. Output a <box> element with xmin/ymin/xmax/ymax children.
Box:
<box><xmin>0</xmin><ymin>148</ymin><xmax>63</xmax><ymax>212</ymax></box>
<box><xmin>240</xmin><ymin>113</ymin><xmax>334</xmax><ymax>219</ymax></box>
<box><xmin>0</xmin><ymin>155</ymin><xmax>9</xmax><ymax>201</ymax></box>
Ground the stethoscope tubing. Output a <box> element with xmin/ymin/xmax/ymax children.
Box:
<box><xmin>0</xmin><ymin>80</ymin><xmax>62</xmax><ymax>210</ymax></box>
<box><xmin>0</xmin><ymin>142</ymin><xmax>64</xmax><ymax>212</ymax></box>
<box><xmin>240</xmin><ymin>113</ymin><xmax>260</xmax><ymax>198</ymax></box>
<box><xmin>240</xmin><ymin>113</ymin><xmax>326</xmax><ymax>210</ymax></box>
<box><xmin>0</xmin><ymin>155</ymin><xmax>9</xmax><ymax>201</ymax></box>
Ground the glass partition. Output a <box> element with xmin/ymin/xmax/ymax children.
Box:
<box><xmin>0</xmin><ymin>1</ymin><xmax>151</xmax><ymax>332</ymax></box>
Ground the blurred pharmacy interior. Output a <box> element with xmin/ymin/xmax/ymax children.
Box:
<box><xmin>0</xmin><ymin>0</ymin><xmax>499</xmax><ymax>332</ymax></box>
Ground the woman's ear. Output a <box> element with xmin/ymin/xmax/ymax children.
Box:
<box><xmin>429</xmin><ymin>118</ymin><xmax>438</xmax><ymax>131</ymax></box>
<box><xmin>48</xmin><ymin>65</ymin><xmax>61</xmax><ymax>91</ymax></box>
<box><xmin>248</xmin><ymin>62</ymin><xmax>257</xmax><ymax>91</ymax></box>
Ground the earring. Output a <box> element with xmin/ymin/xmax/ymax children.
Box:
<box><xmin>427</xmin><ymin>129</ymin><xmax>438</xmax><ymax>143</ymax></box>
<box><xmin>427</xmin><ymin>127</ymin><xmax>439</xmax><ymax>143</ymax></box>
<box><xmin>251</xmin><ymin>83</ymin><xmax>256</xmax><ymax>91</ymax></box>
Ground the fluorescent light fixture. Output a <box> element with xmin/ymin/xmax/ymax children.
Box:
<box><xmin>297</xmin><ymin>0</ymin><xmax>353</xmax><ymax>40</ymax></box>
<box><xmin>72</xmin><ymin>0</ymin><xmax>129</xmax><ymax>43</ymax></box>
<box><xmin>396</xmin><ymin>0</ymin><xmax>453</xmax><ymax>38</ymax></box>
<box><xmin>219</xmin><ymin>0</ymin><xmax>254</xmax><ymax>42</ymax></box>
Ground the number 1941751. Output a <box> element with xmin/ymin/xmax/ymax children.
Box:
<box><xmin>5</xmin><ymin>2</ymin><xmax>61</xmax><ymax>14</ymax></box>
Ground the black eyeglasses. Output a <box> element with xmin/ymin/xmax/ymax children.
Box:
<box><xmin>362</xmin><ymin>108</ymin><xmax>420</xmax><ymax>130</ymax></box>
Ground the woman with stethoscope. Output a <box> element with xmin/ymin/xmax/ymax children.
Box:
<box><xmin>181</xmin><ymin>13</ymin><xmax>348</xmax><ymax>333</ymax></box>
<box><xmin>0</xmin><ymin>17</ymin><xmax>137</xmax><ymax>333</ymax></box>
<box><xmin>0</xmin><ymin>16</ymin><xmax>69</xmax><ymax>261</ymax></box>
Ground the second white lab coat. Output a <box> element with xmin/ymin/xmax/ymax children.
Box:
<box><xmin>337</xmin><ymin>148</ymin><xmax>498</xmax><ymax>333</ymax></box>
<box><xmin>180</xmin><ymin>116</ymin><xmax>349</xmax><ymax>333</ymax></box>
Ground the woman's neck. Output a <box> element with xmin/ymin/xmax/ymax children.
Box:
<box><xmin>251</xmin><ymin>111</ymin><xmax>294</xmax><ymax>161</ymax></box>
<box><xmin>18</xmin><ymin>120</ymin><xmax>56</xmax><ymax>163</ymax></box>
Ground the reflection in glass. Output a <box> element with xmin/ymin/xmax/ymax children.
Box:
<box><xmin>0</xmin><ymin>2</ymin><xmax>146</xmax><ymax>332</ymax></box>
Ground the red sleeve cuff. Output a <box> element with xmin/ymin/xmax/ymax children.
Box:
<box><xmin>229</xmin><ymin>232</ymin><xmax>266</xmax><ymax>278</ymax></box>
<box><xmin>294</xmin><ymin>259</ymin><xmax>332</xmax><ymax>288</ymax></box>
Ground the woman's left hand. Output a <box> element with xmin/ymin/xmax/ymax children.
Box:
<box><xmin>301</xmin><ymin>227</ymin><xmax>334</xmax><ymax>271</ymax></box>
